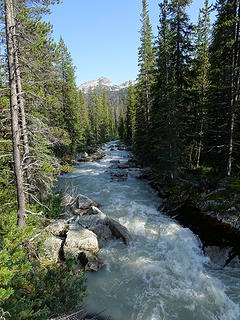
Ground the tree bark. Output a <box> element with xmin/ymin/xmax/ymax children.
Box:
<box><xmin>10</xmin><ymin>0</ymin><xmax>32</xmax><ymax>203</ymax></box>
<box><xmin>5</xmin><ymin>0</ymin><xmax>26</xmax><ymax>227</ymax></box>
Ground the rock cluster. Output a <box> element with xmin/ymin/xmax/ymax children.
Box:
<box><xmin>76</xmin><ymin>149</ymin><xmax>105</xmax><ymax>162</ymax></box>
<box><xmin>42</xmin><ymin>193</ymin><xmax>130</xmax><ymax>272</ymax></box>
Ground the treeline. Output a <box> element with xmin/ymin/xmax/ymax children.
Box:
<box><xmin>0</xmin><ymin>0</ymin><xmax>117</xmax><ymax>318</ymax></box>
<box><xmin>121</xmin><ymin>0</ymin><xmax>240</xmax><ymax>180</ymax></box>
<box><xmin>0</xmin><ymin>0</ymin><xmax>117</xmax><ymax>226</ymax></box>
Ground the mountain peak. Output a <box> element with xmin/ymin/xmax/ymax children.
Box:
<box><xmin>79</xmin><ymin>77</ymin><xmax>131</xmax><ymax>93</ymax></box>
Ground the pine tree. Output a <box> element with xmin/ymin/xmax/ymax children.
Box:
<box><xmin>79</xmin><ymin>90</ymin><xmax>92</xmax><ymax>147</ymax></box>
<box><xmin>168</xmin><ymin>0</ymin><xmax>193</xmax><ymax>172</ymax></box>
<box><xmin>135</xmin><ymin>0</ymin><xmax>156</xmax><ymax>162</ymax></box>
<box><xmin>57</xmin><ymin>37</ymin><xmax>84</xmax><ymax>155</ymax></box>
<box><xmin>4</xmin><ymin>0</ymin><xmax>26</xmax><ymax>227</ymax></box>
<box><xmin>125</xmin><ymin>82</ymin><xmax>136</xmax><ymax>145</ymax></box>
<box><xmin>150</xmin><ymin>0</ymin><xmax>177</xmax><ymax>176</ymax></box>
<box><xmin>150</xmin><ymin>0</ymin><xmax>192</xmax><ymax>177</ymax></box>
<box><xmin>207</xmin><ymin>0</ymin><xmax>240</xmax><ymax>176</ymax></box>
<box><xmin>118</xmin><ymin>109</ymin><xmax>126</xmax><ymax>141</ymax></box>
<box><xmin>188</xmin><ymin>0</ymin><xmax>212</xmax><ymax>169</ymax></box>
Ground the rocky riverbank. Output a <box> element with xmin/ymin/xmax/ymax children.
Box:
<box><xmin>146</xmin><ymin>171</ymin><xmax>240</xmax><ymax>267</ymax></box>
<box><xmin>42</xmin><ymin>192</ymin><xmax>130</xmax><ymax>272</ymax></box>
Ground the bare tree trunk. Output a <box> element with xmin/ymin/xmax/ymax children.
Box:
<box><xmin>226</xmin><ymin>0</ymin><xmax>240</xmax><ymax>176</ymax></box>
<box><xmin>5</xmin><ymin>0</ymin><xmax>26</xmax><ymax>227</ymax></box>
<box><xmin>10</xmin><ymin>0</ymin><xmax>32</xmax><ymax>203</ymax></box>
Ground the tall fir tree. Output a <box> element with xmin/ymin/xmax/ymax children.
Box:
<box><xmin>207</xmin><ymin>0</ymin><xmax>240</xmax><ymax>176</ymax></box>
<box><xmin>57</xmin><ymin>37</ymin><xmax>84</xmax><ymax>155</ymax></box>
<box><xmin>135</xmin><ymin>0</ymin><xmax>156</xmax><ymax>162</ymax></box>
<box><xmin>188</xmin><ymin>0</ymin><xmax>212</xmax><ymax>169</ymax></box>
<box><xmin>125</xmin><ymin>82</ymin><xmax>136</xmax><ymax>145</ymax></box>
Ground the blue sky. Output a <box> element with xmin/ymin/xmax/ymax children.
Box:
<box><xmin>48</xmin><ymin>0</ymin><xmax>213</xmax><ymax>86</ymax></box>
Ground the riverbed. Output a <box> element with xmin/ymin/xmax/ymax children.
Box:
<box><xmin>57</xmin><ymin>141</ymin><xmax>240</xmax><ymax>320</ymax></box>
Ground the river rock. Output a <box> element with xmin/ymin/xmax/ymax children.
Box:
<box><xmin>61</xmin><ymin>193</ymin><xmax>74</xmax><ymax>208</ymax></box>
<box><xmin>45</xmin><ymin>220</ymin><xmax>69</xmax><ymax>236</ymax></box>
<box><xmin>108</xmin><ymin>218</ymin><xmax>130</xmax><ymax>245</ymax></box>
<box><xmin>77</xmin><ymin>149</ymin><xmax>105</xmax><ymax>162</ymax></box>
<box><xmin>64</xmin><ymin>224</ymin><xmax>99</xmax><ymax>258</ymax></box>
<box><xmin>110</xmin><ymin>169</ymin><xmax>128</xmax><ymax>180</ymax></box>
<box><xmin>110</xmin><ymin>160</ymin><xmax>120</xmax><ymax>164</ymax></box>
<box><xmin>76</xmin><ymin>151</ymin><xmax>89</xmax><ymax>161</ymax></box>
<box><xmin>71</xmin><ymin>194</ymin><xmax>99</xmax><ymax>215</ymax></box>
<box><xmin>76</xmin><ymin>206</ymin><xmax>131</xmax><ymax>246</ymax></box>
<box><xmin>76</xmin><ymin>208</ymin><xmax>113</xmax><ymax>247</ymax></box>
<box><xmin>43</xmin><ymin>236</ymin><xmax>63</xmax><ymax>262</ymax></box>
<box><xmin>204</xmin><ymin>246</ymin><xmax>240</xmax><ymax>267</ymax></box>
<box><xmin>79</xmin><ymin>251</ymin><xmax>103</xmax><ymax>272</ymax></box>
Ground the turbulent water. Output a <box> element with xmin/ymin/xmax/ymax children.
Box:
<box><xmin>57</xmin><ymin>141</ymin><xmax>240</xmax><ymax>320</ymax></box>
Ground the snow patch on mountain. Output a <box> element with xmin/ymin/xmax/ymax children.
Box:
<box><xmin>79</xmin><ymin>77</ymin><xmax>132</xmax><ymax>93</ymax></box>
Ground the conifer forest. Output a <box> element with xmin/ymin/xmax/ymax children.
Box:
<box><xmin>0</xmin><ymin>0</ymin><xmax>240</xmax><ymax>320</ymax></box>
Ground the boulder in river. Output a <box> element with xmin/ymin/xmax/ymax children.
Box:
<box><xmin>64</xmin><ymin>224</ymin><xmax>99</xmax><ymax>258</ymax></box>
<box><xmin>77</xmin><ymin>206</ymin><xmax>131</xmax><ymax>247</ymax></box>
<box><xmin>108</xmin><ymin>218</ymin><xmax>130</xmax><ymax>245</ymax></box>
<box><xmin>71</xmin><ymin>194</ymin><xmax>100</xmax><ymax>215</ymax></box>
<box><xmin>42</xmin><ymin>195</ymin><xmax>130</xmax><ymax>271</ymax></box>
<box><xmin>79</xmin><ymin>251</ymin><xmax>103</xmax><ymax>272</ymax></box>
<box><xmin>110</xmin><ymin>169</ymin><xmax>128</xmax><ymax>180</ymax></box>
<box><xmin>77</xmin><ymin>149</ymin><xmax>105</xmax><ymax>162</ymax></box>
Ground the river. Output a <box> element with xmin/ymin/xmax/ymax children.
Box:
<box><xmin>57</xmin><ymin>141</ymin><xmax>240</xmax><ymax>320</ymax></box>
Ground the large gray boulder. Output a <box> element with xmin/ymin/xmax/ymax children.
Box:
<box><xmin>110</xmin><ymin>169</ymin><xmax>128</xmax><ymax>180</ymax></box>
<box><xmin>43</xmin><ymin>236</ymin><xmax>63</xmax><ymax>262</ymax></box>
<box><xmin>64</xmin><ymin>224</ymin><xmax>99</xmax><ymax>258</ymax></box>
<box><xmin>78</xmin><ymin>149</ymin><xmax>105</xmax><ymax>162</ymax></box>
<box><xmin>76</xmin><ymin>208</ymin><xmax>113</xmax><ymax>247</ymax></box>
<box><xmin>45</xmin><ymin>220</ymin><xmax>69</xmax><ymax>236</ymax></box>
<box><xmin>71</xmin><ymin>194</ymin><xmax>99</xmax><ymax>215</ymax></box>
<box><xmin>108</xmin><ymin>218</ymin><xmax>131</xmax><ymax>245</ymax></box>
<box><xmin>77</xmin><ymin>206</ymin><xmax>131</xmax><ymax>246</ymax></box>
<box><xmin>79</xmin><ymin>251</ymin><xmax>103</xmax><ymax>272</ymax></box>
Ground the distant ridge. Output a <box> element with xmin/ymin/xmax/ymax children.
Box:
<box><xmin>79</xmin><ymin>77</ymin><xmax>133</xmax><ymax>115</ymax></box>
<box><xmin>79</xmin><ymin>77</ymin><xmax>132</xmax><ymax>93</ymax></box>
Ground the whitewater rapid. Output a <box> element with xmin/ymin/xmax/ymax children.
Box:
<box><xmin>57</xmin><ymin>141</ymin><xmax>240</xmax><ymax>320</ymax></box>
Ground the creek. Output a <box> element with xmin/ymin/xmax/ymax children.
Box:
<box><xmin>57</xmin><ymin>141</ymin><xmax>240</xmax><ymax>320</ymax></box>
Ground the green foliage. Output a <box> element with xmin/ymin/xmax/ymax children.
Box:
<box><xmin>88</xmin><ymin>89</ymin><xmax>118</xmax><ymax>146</ymax></box>
<box><xmin>0</xmin><ymin>212</ymin><xmax>87</xmax><ymax>320</ymax></box>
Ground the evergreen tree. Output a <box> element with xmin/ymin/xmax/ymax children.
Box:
<box><xmin>150</xmin><ymin>0</ymin><xmax>192</xmax><ymax>177</ymax></box>
<box><xmin>207</xmin><ymin>0</ymin><xmax>240</xmax><ymax>176</ymax></box>
<box><xmin>135</xmin><ymin>0</ymin><xmax>156</xmax><ymax>162</ymax></box>
<box><xmin>4</xmin><ymin>0</ymin><xmax>26</xmax><ymax>226</ymax></box>
<box><xmin>125</xmin><ymin>82</ymin><xmax>136</xmax><ymax>145</ymax></box>
<box><xmin>189</xmin><ymin>0</ymin><xmax>212</xmax><ymax>169</ymax></box>
<box><xmin>57</xmin><ymin>37</ymin><xmax>84</xmax><ymax>155</ymax></box>
<box><xmin>151</xmin><ymin>0</ymin><xmax>174</xmax><ymax>176</ymax></box>
<box><xmin>79</xmin><ymin>90</ymin><xmax>92</xmax><ymax>147</ymax></box>
<box><xmin>118</xmin><ymin>109</ymin><xmax>126</xmax><ymax>141</ymax></box>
